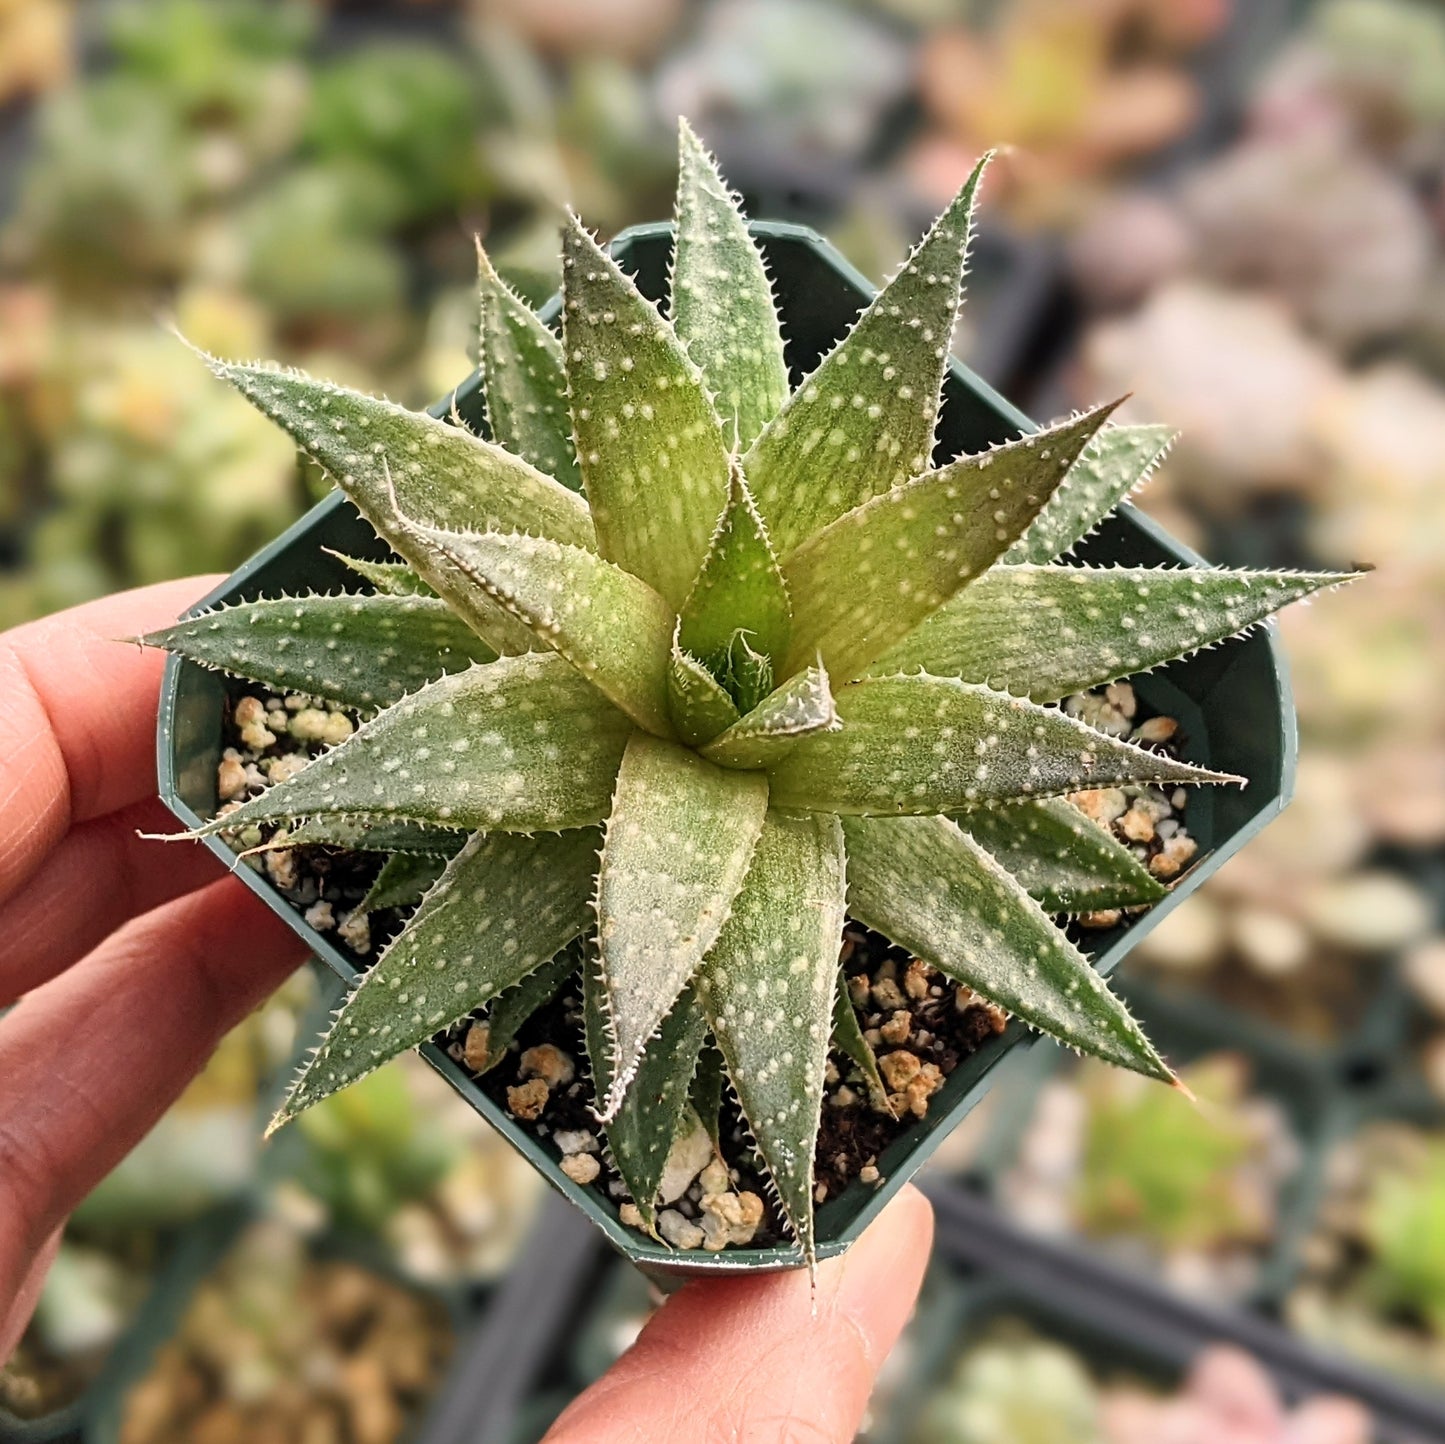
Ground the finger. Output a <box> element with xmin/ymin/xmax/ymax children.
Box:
<box><xmin>0</xmin><ymin>797</ymin><xmax>228</xmax><ymax>1008</ymax></box>
<box><xmin>544</xmin><ymin>1185</ymin><xmax>934</xmax><ymax>1444</ymax></box>
<box><xmin>0</xmin><ymin>877</ymin><xmax>305</xmax><ymax>1306</ymax></box>
<box><xmin>0</xmin><ymin>576</ymin><xmax>221</xmax><ymax>906</ymax></box>
<box><xmin>0</xmin><ymin>1226</ymin><xmax>61</xmax><ymax>1362</ymax></box>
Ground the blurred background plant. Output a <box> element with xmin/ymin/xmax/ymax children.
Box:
<box><xmin>3</xmin><ymin>0</ymin><xmax>1444</xmax><ymax>1436</ymax></box>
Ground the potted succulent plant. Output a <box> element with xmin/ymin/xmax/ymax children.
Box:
<box><xmin>146</xmin><ymin>121</ymin><xmax>1352</xmax><ymax>1275</ymax></box>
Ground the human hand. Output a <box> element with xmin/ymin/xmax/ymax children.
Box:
<box><xmin>0</xmin><ymin>579</ymin><xmax>307</xmax><ymax>1358</ymax></box>
<box><xmin>542</xmin><ymin>1185</ymin><xmax>934</xmax><ymax>1444</ymax></box>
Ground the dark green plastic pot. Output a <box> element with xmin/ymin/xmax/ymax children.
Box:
<box><xmin>156</xmin><ymin>219</ymin><xmax>1297</xmax><ymax>1277</ymax></box>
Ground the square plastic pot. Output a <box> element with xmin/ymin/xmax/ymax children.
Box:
<box><xmin>156</xmin><ymin>219</ymin><xmax>1297</xmax><ymax>1277</ymax></box>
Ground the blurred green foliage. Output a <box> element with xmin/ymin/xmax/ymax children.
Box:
<box><xmin>0</xmin><ymin>0</ymin><xmax>672</xmax><ymax>628</ymax></box>
<box><xmin>1074</xmin><ymin>1056</ymin><xmax>1263</xmax><ymax>1252</ymax></box>
<box><xmin>1362</xmin><ymin>1136</ymin><xmax>1445</xmax><ymax>1336</ymax></box>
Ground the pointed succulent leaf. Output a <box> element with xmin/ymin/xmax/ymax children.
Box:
<box><xmin>718</xmin><ymin>630</ymin><xmax>773</xmax><ymax>716</ymax></box>
<box><xmin>470</xmin><ymin>944</ymin><xmax>582</xmax><ymax>1075</ymax></box>
<box><xmin>699</xmin><ymin>809</ymin><xmax>847</xmax><ymax>1260</ymax></box>
<box><xmin>328</xmin><ymin>552</ymin><xmax>434</xmax><ymax>597</ymax></box>
<box><xmin>190</xmin><ymin>654</ymin><xmax>633</xmax><ymax>837</ymax></box>
<box><xmin>768</xmin><ymin>674</ymin><xmax>1237</xmax><ymax>815</ymax></box>
<box><xmin>831</xmin><ymin>975</ymin><xmax>892</xmax><ymax>1113</ymax></box>
<box><xmin>690</xmin><ymin>1043</ymin><xmax>727</xmax><ymax>1154</ymax></box>
<box><xmin>208</xmin><ymin>357</ymin><xmax>592</xmax><ymax>654</ymax></box>
<box><xmin>258</xmin><ymin>817</ymin><xmax>467</xmax><ymax>856</ymax></box>
<box><xmin>667</xmin><ymin>636</ymin><xmax>741</xmax><ymax>748</ymax></box>
<box><xmin>477</xmin><ymin>240</ymin><xmax>580</xmax><ymax>489</ymax></box>
<box><xmin>842</xmin><ymin>815</ymin><xmax>1172</xmax><ymax>1081</ymax></box>
<box><xmin>1005</xmin><ymin>424</ymin><xmax>1174</xmax><ymax>565</ymax></box>
<box><xmin>780</xmin><ymin>405</ymin><xmax>1116</xmax><ymax>681</ymax></box>
<box><xmin>958</xmin><ymin>798</ymin><xmax>1166</xmax><ymax>913</ymax></box>
<box><xmin>357</xmin><ymin>852</ymin><xmax>450</xmax><ymax>915</ymax></box>
<box><xmin>209</xmin><ymin>358</ymin><xmax>593</xmax><ymax>546</ymax></box>
<box><xmin>594</xmin><ymin>734</ymin><xmax>769</xmax><ymax>1117</ymax></box>
<box><xmin>271</xmin><ymin>828</ymin><xmax>600</xmax><ymax>1127</ymax></box>
<box><xmin>405</xmin><ymin>524</ymin><xmax>677</xmax><ymax>738</ymax></box>
<box><xmin>585</xmin><ymin>968</ymin><xmax>708</xmax><ymax>1234</ymax></box>
<box><xmin>702</xmin><ymin>664</ymin><xmax>838</xmax><ymax>770</ymax></box>
<box><xmin>562</xmin><ymin>217</ymin><xmax>731</xmax><ymax>609</ymax></box>
<box><xmin>744</xmin><ymin>156</ymin><xmax>989</xmax><ymax>555</ymax></box>
<box><xmin>672</xmin><ymin>119</ymin><xmax>789</xmax><ymax>450</ymax></box>
<box><xmin>142</xmin><ymin>594</ymin><xmax>494</xmax><ymax>713</ymax></box>
<box><xmin>875</xmin><ymin>566</ymin><xmax>1355</xmax><ymax>703</ymax></box>
<box><xmin>677</xmin><ymin>462</ymin><xmax>791</xmax><ymax>674</ymax></box>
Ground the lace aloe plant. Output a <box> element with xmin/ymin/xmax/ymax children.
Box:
<box><xmin>146</xmin><ymin>121</ymin><xmax>1354</xmax><ymax>1262</ymax></box>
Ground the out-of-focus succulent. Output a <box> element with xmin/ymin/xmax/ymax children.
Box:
<box><xmin>1179</xmin><ymin>135</ymin><xmax>1433</xmax><ymax>349</ymax></box>
<box><xmin>0</xmin><ymin>0</ymin><xmax>73</xmax><ymax>105</ymax></box>
<box><xmin>473</xmin><ymin>0</ymin><xmax>685</xmax><ymax>63</ymax></box>
<box><xmin>909</xmin><ymin>0</ymin><xmax>1212</xmax><ymax>226</ymax></box>
<box><xmin>285</xmin><ymin>1050</ymin><xmax>542</xmax><ymax>1276</ymax></box>
<box><xmin>915</xmin><ymin>1333</ymin><xmax>1104</xmax><ymax>1444</ymax></box>
<box><xmin>916</xmin><ymin>1326</ymin><xmax>1371</xmax><ymax>1444</ymax></box>
<box><xmin>1298</xmin><ymin>0</ymin><xmax>1445</xmax><ymax>164</ymax></box>
<box><xmin>114</xmin><ymin>1221</ymin><xmax>453</xmax><ymax>1444</ymax></box>
<box><xmin>235</xmin><ymin>167</ymin><xmax>409</xmax><ymax>332</ymax></box>
<box><xmin>1071</xmin><ymin>1055</ymin><xmax>1284</xmax><ymax>1255</ymax></box>
<box><xmin>1079</xmin><ymin>281</ymin><xmax>1346</xmax><ymax>509</ymax></box>
<box><xmin>4</xmin><ymin>78</ymin><xmax>200</xmax><ymax>293</ymax></box>
<box><xmin>1293</xmin><ymin>1124</ymin><xmax>1445</xmax><ymax>1382</ymax></box>
<box><xmin>106</xmin><ymin>0</ymin><xmax>313</xmax><ymax>168</ymax></box>
<box><xmin>1361</xmin><ymin>1134</ymin><xmax>1445</xmax><ymax>1336</ymax></box>
<box><xmin>1102</xmin><ymin>1345</ymin><xmax>1372</xmax><ymax>1444</ymax></box>
<box><xmin>305</xmin><ymin>45</ymin><xmax>491</xmax><ymax>229</ymax></box>
<box><xmin>655</xmin><ymin>0</ymin><xmax>912</xmax><ymax>167</ymax></box>
<box><xmin>146</xmin><ymin>125</ymin><xmax>1348</xmax><ymax>1260</ymax></box>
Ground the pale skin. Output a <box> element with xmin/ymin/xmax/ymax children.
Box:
<box><xmin>0</xmin><ymin>578</ymin><xmax>934</xmax><ymax>1444</ymax></box>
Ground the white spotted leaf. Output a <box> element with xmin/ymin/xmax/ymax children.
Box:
<box><xmin>403</xmin><ymin>523</ymin><xmax>677</xmax><ymax>738</ymax></box>
<box><xmin>667</xmin><ymin>638</ymin><xmax>741</xmax><ymax>748</ymax></box>
<box><xmin>594</xmin><ymin>734</ymin><xmax>769</xmax><ymax>1118</ymax></box>
<box><xmin>701</xmin><ymin>664</ymin><xmax>838</xmax><ymax>770</ymax></box>
<box><xmin>470</xmin><ymin>945</ymin><xmax>582</xmax><ymax>1075</ymax></box>
<box><xmin>207</xmin><ymin>357</ymin><xmax>592</xmax><ymax>654</ymax></box>
<box><xmin>743</xmin><ymin>156</ymin><xmax>989</xmax><ymax>556</ymax></box>
<box><xmin>767</xmin><ymin>673</ymin><xmax>1237</xmax><ymax>815</ymax></box>
<box><xmin>257</xmin><ymin>817</ymin><xmax>466</xmax><ymax>856</ymax></box>
<box><xmin>142</xmin><ymin>594</ymin><xmax>493</xmax><ymax>714</ymax></box>
<box><xmin>873</xmin><ymin>566</ymin><xmax>1355</xmax><ymax>703</ymax></box>
<box><xmin>699</xmin><ymin>809</ymin><xmax>847</xmax><ymax>1262</ymax></box>
<box><xmin>584</xmin><ymin>968</ymin><xmax>709</xmax><ymax>1235</ymax></box>
<box><xmin>356</xmin><ymin>851</ymin><xmax>449</xmax><ymax>915</ymax></box>
<box><xmin>672</xmin><ymin>120</ymin><xmax>789</xmax><ymax>450</ymax></box>
<box><xmin>477</xmin><ymin>241</ymin><xmax>580</xmax><ymax>489</ymax></box>
<box><xmin>186</xmin><ymin>653</ymin><xmax>633</xmax><ymax>837</ymax></box>
<box><xmin>271</xmin><ymin>828</ymin><xmax>599</xmax><ymax>1127</ymax></box>
<box><xmin>677</xmin><ymin>462</ymin><xmax>791</xmax><ymax>681</ymax></box>
<box><xmin>328</xmin><ymin>552</ymin><xmax>434</xmax><ymax>597</ymax></box>
<box><xmin>780</xmin><ymin>404</ymin><xmax>1116</xmax><ymax>681</ymax></box>
<box><xmin>562</xmin><ymin>217</ymin><xmax>731</xmax><ymax>609</ymax></box>
<box><xmin>842</xmin><ymin>815</ymin><xmax>1173</xmax><ymax>1081</ymax></box>
<box><xmin>831</xmin><ymin>975</ymin><xmax>892</xmax><ymax>1113</ymax></box>
<box><xmin>1005</xmin><ymin>424</ymin><xmax>1174</xmax><ymax>565</ymax></box>
<box><xmin>958</xmin><ymin>797</ymin><xmax>1166</xmax><ymax>913</ymax></box>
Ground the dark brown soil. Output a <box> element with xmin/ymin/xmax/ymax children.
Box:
<box><xmin>440</xmin><ymin>922</ymin><xmax>1009</xmax><ymax>1249</ymax></box>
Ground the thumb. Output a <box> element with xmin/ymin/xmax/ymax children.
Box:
<box><xmin>542</xmin><ymin>1185</ymin><xmax>934</xmax><ymax>1444</ymax></box>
